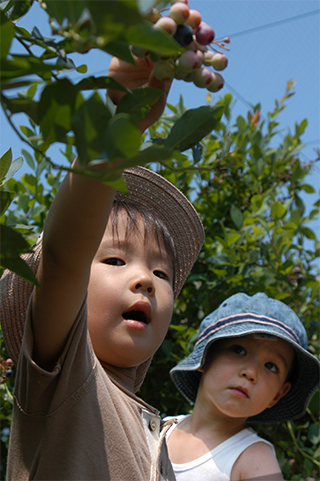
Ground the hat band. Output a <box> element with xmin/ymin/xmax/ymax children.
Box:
<box><xmin>196</xmin><ymin>313</ymin><xmax>302</xmax><ymax>347</ymax></box>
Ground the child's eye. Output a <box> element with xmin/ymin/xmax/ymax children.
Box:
<box><xmin>154</xmin><ymin>270</ymin><xmax>169</xmax><ymax>280</ymax></box>
<box><xmin>103</xmin><ymin>258</ymin><xmax>125</xmax><ymax>266</ymax></box>
<box><xmin>265</xmin><ymin>362</ymin><xmax>278</xmax><ymax>373</ymax></box>
<box><xmin>233</xmin><ymin>345</ymin><xmax>246</xmax><ymax>355</ymax></box>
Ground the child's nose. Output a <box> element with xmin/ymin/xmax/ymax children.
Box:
<box><xmin>135</xmin><ymin>281</ymin><xmax>154</xmax><ymax>294</ymax></box>
<box><xmin>131</xmin><ymin>270</ymin><xmax>154</xmax><ymax>295</ymax></box>
<box><xmin>240</xmin><ymin>364</ymin><xmax>258</xmax><ymax>383</ymax></box>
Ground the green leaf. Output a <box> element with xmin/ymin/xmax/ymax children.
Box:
<box><xmin>5</xmin><ymin>0</ymin><xmax>33</xmax><ymax>21</ymax></box>
<box><xmin>0</xmin><ymin>54</ymin><xmax>57</xmax><ymax>80</ymax></box>
<box><xmin>0</xmin><ymin>78</ymin><xmax>41</xmax><ymax>91</ymax></box>
<box><xmin>300</xmin><ymin>227</ymin><xmax>316</xmax><ymax>240</ymax></box>
<box><xmin>121</xmin><ymin>144</ymin><xmax>173</xmax><ymax>167</ymax></box>
<box><xmin>308</xmin><ymin>390</ymin><xmax>320</xmax><ymax>414</ymax></box>
<box><xmin>230</xmin><ymin>204</ymin><xmax>244</xmax><ymax>229</ymax></box>
<box><xmin>105</xmin><ymin>113</ymin><xmax>141</xmax><ymax>160</ymax></box>
<box><xmin>103</xmin><ymin>40</ymin><xmax>135</xmax><ymax>65</ymax></box>
<box><xmin>44</xmin><ymin>0</ymin><xmax>86</xmax><ymax>25</ymax></box>
<box><xmin>271</xmin><ymin>201</ymin><xmax>286</xmax><ymax>220</ymax></box>
<box><xmin>164</xmin><ymin>105</ymin><xmax>225</xmax><ymax>152</ymax></box>
<box><xmin>0</xmin><ymin>190</ymin><xmax>15</xmax><ymax>214</ymax></box>
<box><xmin>126</xmin><ymin>22</ymin><xmax>182</xmax><ymax>56</ymax></box>
<box><xmin>1</xmin><ymin>94</ymin><xmax>39</xmax><ymax>124</ymax></box>
<box><xmin>206</xmin><ymin>254</ymin><xmax>230</xmax><ymax>265</ymax></box>
<box><xmin>300</xmin><ymin>184</ymin><xmax>315</xmax><ymax>194</ymax></box>
<box><xmin>88</xmin><ymin>0</ymin><xmax>142</xmax><ymax>32</ymax></box>
<box><xmin>0</xmin><ymin>148</ymin><xmax>12</xmax><ymax>182</ymax></box>
<box><xmin>3</xmin><ymin>155</ymin><xmax>23</xmax><ymax>183</ymax></box>
<box><xmin>76</xmin><ymin>76</ymin><xmax>130</xmax><ymax>93</ymax></box>
<box><xmin>0</xmin><ymin>10</ymin><xmax>14</xmax><ymax>59</ymax></box>
<box><xmin>0</xmin><ymin>224</ymin><xmax>39</xmax><ymax>285</ymax></box>
<box><xmin>76</xmin><ymin>64</ymin><xmax>87</xmax><ymax>74</ymax></box>
<box><xmin>226</xmin><ymin>233</ymin><xmax>241</xmax><ymax>246</ymax></box>
<box><xmin>116</xmin><ymin>87</ymin><xmax>163</xmax><ymax>122</ymax></box>
<box><xmin>39</xmin><ymin>78</ymin><xmax>79</xmax><ymax>150</ymax></box>
<box><xmin>71</xmin><ymin>92</ymin><xmax>113</xmax><ymax>164</ymax></box>
<box><xmin>308</xmin><ymin>424</ymin><xmax>320</xmax><ymax>445</ymax></box>
<box><xmin>21</xmin><ymin>149</ymin><xmax>35</xmax><ymax>170</ymax></box>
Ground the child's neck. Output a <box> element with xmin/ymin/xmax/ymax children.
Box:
<box><xmin>186</xmin><ymin>401</ymin><xmax>248</xmax><ymax>448</ymax></box>
<box><xmin>167</xmin><ymin>406</ymin><xmax>248</xmax><ymax>465</ymax></box>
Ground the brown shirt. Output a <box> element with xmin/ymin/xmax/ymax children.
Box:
<box><xmin>7</xmin><ymin>298</ymin><xmax>176</xmax><ymax>481</ymax></box>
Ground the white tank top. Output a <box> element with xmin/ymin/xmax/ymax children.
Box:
<box><xmin>165</xmin><ymin>415</ymin><xmax>275</xmax><ymax>481</ymax></box>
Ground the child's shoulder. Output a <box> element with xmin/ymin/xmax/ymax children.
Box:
<box><xmin>231</xmin><ymin>440</ymin><xmax>283</xmax><ymax>481</ymax></box>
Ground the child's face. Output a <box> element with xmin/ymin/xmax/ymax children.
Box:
<box><xmin>197</xmin><ymin>334</ymin><xmax>294</xmax><ymax>420</ymax></box>
<box><xmin>87</xmin><ymin>210</ymin><xmax>174</xmax><ymax>368</ymax></box>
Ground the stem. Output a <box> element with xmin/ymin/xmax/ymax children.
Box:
<box><xmin>287</xmin><ymin>421</ymin><xmax>319</xmax><ymax>467</ymax></box>
<box><xmin>306</xmin><ymin>407</ymin><xmax>318</xmax><ymax>425</ymax></box>
<box><xmin>159</xmin><ymin>161</ymin><xmax>215</xmax><ymax>173</ymax></box>
<box><xmin>15</xmin><ymin>36</ymin><xmax>59</xmax><ymax>81</ymax></box>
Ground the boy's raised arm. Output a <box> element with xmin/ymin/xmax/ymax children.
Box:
<box><xmin>32</xmin><ymin>57</ymin><xmax>171</xmax><ymax>370</ymax></box>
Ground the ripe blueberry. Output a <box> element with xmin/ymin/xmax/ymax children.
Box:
<box><xmin>173</xmin><ymin>24</ymin><xmax>194</xmax><ymax>47</ymax></box>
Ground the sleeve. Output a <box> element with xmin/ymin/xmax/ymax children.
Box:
<box><xmin>13</xmin><ymin>292</ymin><xmax>96</xmax><ymax>415</ymax></box>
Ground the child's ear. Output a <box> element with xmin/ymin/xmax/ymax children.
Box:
<box><xmin>268</xmin><ymin>382</ymin><xmax>291</xmax><ymax>408</ymax></box>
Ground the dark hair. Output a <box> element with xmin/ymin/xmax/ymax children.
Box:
<box><xmin>109</xmin><ymin>199</ymin><xmax>176</xmax><ymax>282</ymax></box>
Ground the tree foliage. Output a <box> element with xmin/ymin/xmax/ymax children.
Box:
<box><xmin>140</xmin><ymin>92</ymin><xmax>320</xmax><ymax>481</ymax></box>
<box><xmin>0</xmin><ymin>1</ymin><xmax>319</xmax><ymax>480</ymax></box>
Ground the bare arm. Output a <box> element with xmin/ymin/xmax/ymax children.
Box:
<box><xmin>231</xmin><ymin>442</ymin><xmax>284</xmax><ymax>481</ymax></box>
<box><xmin>32</xmin><ymin>56</ymin><xmax>171</xmax><ymax>370</ymax></box>
<box><xmin>32</xmin><ymin>162</ymin><xmax>116</xmax><ymax>369</ymax></box>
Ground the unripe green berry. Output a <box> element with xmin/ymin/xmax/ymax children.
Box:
<box><xmin>149</xmin><ymin>52</ymin><xmax>161</xmax><ymax>63</ymax></box>
<box><xmin>153</xmin><ymin>59</ymin><xmax>175</xmax><ymax>80</ymax></box>
<box><xmin>203</xmin><ymin>50</ymin><xmax>215</xmax><ymax>66</ymax></box>
<box><xmin>174</xmin><ymin>64</ymin><xmax>189</xmax><ymax>80</ymax></box>
<box><xmin>211</xmin><ymin>53</ymin><xmax>228</xmax><ymax>71</ymax></box>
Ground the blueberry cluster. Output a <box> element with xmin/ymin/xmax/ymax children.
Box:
<box><xmin>135</xmin><ymin>0</ymin><xmax>230</xmax><ymax>92</ymax></box>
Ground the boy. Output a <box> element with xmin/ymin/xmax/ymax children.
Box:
<box><xmin>166</xmin><ymin>292</ymin><xmax>320</xmax><ymax>481</ymax></box>
<box><xmin>0</xmin><ymin>57</ymin><xmax>204</xmax><ymax>480</ymax></box>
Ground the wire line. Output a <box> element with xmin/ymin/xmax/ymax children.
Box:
<box><xmin>227</xmin><ymin>9</ymin><xmax>320</xmax><ymax>38</ymax></box>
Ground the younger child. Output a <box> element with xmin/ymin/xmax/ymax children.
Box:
<box><xmin>166</xmin><ymin>292</ymin><xmax>320</xmax><ymax>481</ymax></box>
<box><xmin>0</xmin><ymin>57</ymin><xmax>204</xmax><ymax>480</ymax></box>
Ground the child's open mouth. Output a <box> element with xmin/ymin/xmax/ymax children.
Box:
<box><xmin>123</xmin><ymin>310</ymin><xmax>149</xmax><ymax>324</ymax></box>
<box><xmin>122</xmin><ymin>303</ymin><xmax>151</xmax><ymax>330</ymax></box>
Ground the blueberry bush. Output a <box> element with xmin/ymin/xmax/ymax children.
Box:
<box><xmin>1</xmin><ymin>1</ymin><xmax>319</xmax><ymax>480</ymax></box>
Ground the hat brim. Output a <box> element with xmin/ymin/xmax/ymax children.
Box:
<box><xmin>117</xmin><ymin>167</ymin><xmax>204</xmax><ymax>298</ymax></box>
<box><xmin>170</xmin><ymin>323</ymin><xmax>320</xmax><ymax>423</ymax></box>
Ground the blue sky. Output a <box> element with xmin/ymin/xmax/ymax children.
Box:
<box><xmin>1</xmin><ymin>1</ymin><xmax>319</xmax><ymax>246</ymax></box>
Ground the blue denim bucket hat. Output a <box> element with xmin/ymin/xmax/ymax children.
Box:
<box><xmin>170</xmin><ymin>292</ymin><xmax>320</xmax><ymax>423</ymax></box>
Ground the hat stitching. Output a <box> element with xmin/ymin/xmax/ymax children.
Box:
<box><xmin>196</xmin><ymin>313</ymin><xmax>302</xmax><ymax>347</ymax></box>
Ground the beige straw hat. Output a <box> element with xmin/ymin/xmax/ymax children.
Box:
<box><xmin>0</xmin><ymin>166</ymin><xmax>204</xmax><ymax>367</ymax></box>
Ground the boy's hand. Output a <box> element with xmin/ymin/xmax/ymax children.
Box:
<box><xmin>107</xmin><ymin>56</ymin><xmax>172</xmax><ymax>132</ymax></box>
